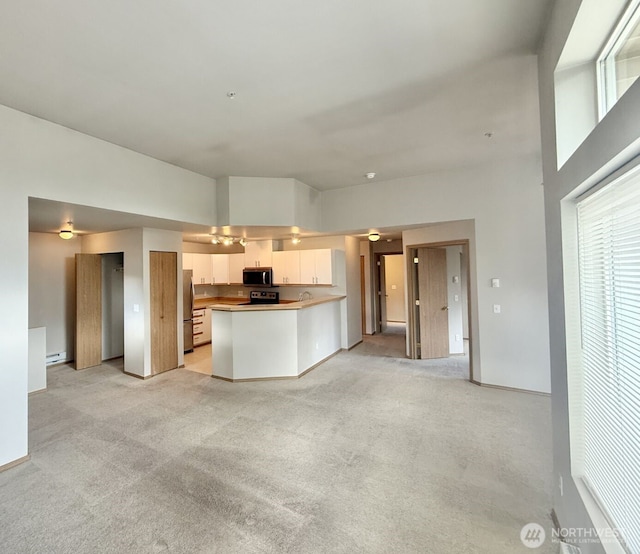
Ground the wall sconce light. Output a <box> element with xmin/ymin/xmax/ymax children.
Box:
<box><xmin>368</xmin><ymin>233</ymin><xmax>380</xmax><ymax>242</ymax></box>
<box><xmin>59</xmin><ymin>221</ymin><xmax>74</xmax><ymax>240</ymax></box>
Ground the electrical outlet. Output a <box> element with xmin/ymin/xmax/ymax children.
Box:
<box><xmin>237</xmin><ymin>290</ymin><xmax>244</xmax><ymax>297</ymax></box>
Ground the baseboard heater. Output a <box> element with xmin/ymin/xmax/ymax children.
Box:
<box><xmin>45</xmin><ymin>351</ymin><xmax>67</xmax><ymax>366</ymax></box>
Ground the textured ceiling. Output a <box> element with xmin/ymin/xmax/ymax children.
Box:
<box><xmin>1</xmin><ymin>0</ymin><xmax>552</xmax><ymax>192</ymax></box>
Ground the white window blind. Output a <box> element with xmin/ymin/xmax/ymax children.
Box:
<box><xmin>577</xmin><ymin>173</ymin><xmax>640</xmax><ymax>553</ymax></box>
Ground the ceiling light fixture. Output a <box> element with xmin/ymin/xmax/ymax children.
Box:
<box><xmin>59</xmin><ymin>221</ymin><xmax>74</xmax><ymax>240</ymax></box>
<box><xmin>222</xmin><ymin>237</ymin><xmax>233</xmax><ymax>246</ymax></box>
<box><xmin>211</xmin><ymin>236</ymin><xmax>220</xmax><ymax>244</ymax></box>
<box><xmin>365</xmin><ymin>172</ymin><xmax>376</xmax><ymax>179</ymax></box>
<box><xmin>484</xmin><ymin>131</ymin><xmax>494</xmax><ymax>139</ymax></box>
<box><xmin>368</xmin><ymin>233</ymin><xmax>380</xmax><ymax>242</ymax></box>
<box><xmin>239</xmin><ymin>238</ymin><xmax>247</xmax><ymax>247</ymax></box>
<box><xmin>226</xmin><ymin>91</ymin><xmax>237</xmax><ymax>99</ymax></box>
<box><xmin>291</xmin><ymin>235</ymin><xmax>301</xmax><ymax>245</ymax></box>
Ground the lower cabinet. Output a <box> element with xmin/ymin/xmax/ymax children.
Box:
<box><xmin>193</xmin><ymin>307</ymin><xmax>212</xmax><ymax>346</ymax></box>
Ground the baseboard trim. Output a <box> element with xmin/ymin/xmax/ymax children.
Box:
<box><xmin>470</xmin><ymin>379</ymin><xmax>551</xmax><ymax>397</ymax></box>
<box><xmin>347</xmin><ymin>340</ymin><xmax>363</xmax><ymax>351</ymax></box>
<box><xmin>123</xmin><ymin>370</ymin><xmax>151</xmax><ymax>380</ymax></box>
<box><xmin>0</xmin><ymin>454</ymin><xmax>30</xmax><ymax>473</ymax></box>
<box><xmin>212</xmin><ymin>350</ymin><xmax>341</xmax><ymax>383</ymax></box>
<box><xmin>28</xmin><ymin>388</ymin><xmax>47</xmax><ymax>396</ymax></box>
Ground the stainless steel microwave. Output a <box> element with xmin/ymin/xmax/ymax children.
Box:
<box><xmin>242</xmin><ymin>267</ymin><xmax>274</xmax><ymax>287</ymax></box>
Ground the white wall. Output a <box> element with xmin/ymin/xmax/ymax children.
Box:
<box><xmin>539</xmin><ymin>0</ymin><xmax>640</xmax><ymax>548</ymax></box>
<box><xmin>83</xmin><ymin>228</ymin><xmax>184</xmax><ymax>377</ymax></box>
<box><xmin>219</xmin><ymin>176</ymin><xmax>322</xmax><ymax>229</ymax></box>
<box><xmin>281</xmin><ymin>235</ymin><xmax>362</xmax><ymax>349</ymax></box>
<box><xmin>384</xmin><ymin>255</ymin><xmax>405</xmax><ymax>322</ymax></box>
<box><xmin>1</xmin><ymin>102</ymin><xmax>216</xmax><ymax>467</ymax></box>
<box><xmin>82</xmin><ymin>229</ymin><xmax>145</xmax><ymax>376</ymax></box>
<box><xmin>29</xmin><ymin>232</ymin><xmax>81</xmax><ymax>361</ymax></box>
<box><xmin>445</xmin><ymin>246</ymin><xmax>464</xmax><ymax>354</ymax></box>
<box><xmin>28</xmin><ymin>327</ymin><xmax>46</xmax><ymax>393</ymax></box>
<box><xmin>323</xmin><ymin>155</ymin><xmax>550</xmax><ymax>393</ymax></box>
<box><xmin>403</xmin><ymin>221</ymin><xmax>481</xmax><ymax>379</ymax></box>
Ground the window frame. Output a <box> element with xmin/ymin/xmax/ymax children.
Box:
<box><xmin>597</xmin><ymin>0</ymin><xmax>640</xmax><ymax>119</ymax></box>
<box><xmin>561</xmin><ymin>156</ymin><xmax>640</xmax><ymax>554</ymax></box>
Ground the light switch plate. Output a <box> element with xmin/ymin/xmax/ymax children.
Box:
<box><xmin>491</xmin><ymin>278</ymin><xmax>500</xmax><ymax>288</ymax></box>
<box><xmin>493</xmin><ymin>304</ymin><xmax>501</xmax><ymax>314</ymax></box>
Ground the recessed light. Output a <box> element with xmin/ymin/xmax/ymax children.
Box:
<box><xmin>227</xmin><ymin>91</ymin><xmax>237</xmax><ymax>99</ymax></box>
<box><xmin>365</xmin><ymin>172</ymin><xmax>376</xmax><ymax>179</ymax></box>
<box><xmin>484</xmin><ymin>132</ymin><xmax>493</xmax><ymax>139</ymax></box>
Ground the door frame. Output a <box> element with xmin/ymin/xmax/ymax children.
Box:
<box><xmin>373</xmin><ymin>249</ymin><xmax>403</xmax><ymax>333</ymax></box>
<box><xmin>406</xmin><ymin>239</ymin><xmax>473</xmax><ymax>381</ymax></box>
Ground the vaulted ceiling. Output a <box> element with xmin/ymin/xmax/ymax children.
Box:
<box><xmin>1</xmin><ymin>0</ymin><xmax>552</xmax><ymax>193</ymax></box>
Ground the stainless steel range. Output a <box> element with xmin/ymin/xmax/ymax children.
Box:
<box><xmin>249</xmin><ymin>290</ymin><xmax>279</xmax><ymax>304</ymax></box>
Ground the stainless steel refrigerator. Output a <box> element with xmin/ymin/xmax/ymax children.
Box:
<box><xmin>183</xmin><ymin>270</ymin><xmax>194</xmax><ymax>353</ymax></box>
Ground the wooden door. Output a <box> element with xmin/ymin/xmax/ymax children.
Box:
<box><xmin>379</xmin><ymin>256</ymin><xmax>388</xmax><ymax>333</ymax></box>
<box><xmin>360</xmin><ymin>256</ymin><xmax>366</xmax><ymax>334</ymax></box>
<box><xmin>418</xmin><ymin>248</ymin><xmax>449</xmax><ymax>359</ymax></box>
<box><xmin>75</xmin><ymin>253</ymin><xmax>102</xmax><ymax>370</ymax></box>
<box><xmin>150</xmin><ymin>251</ymin><xmax>178</xmax><ymax>375</ymax></box>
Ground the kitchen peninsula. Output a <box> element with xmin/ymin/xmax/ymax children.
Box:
<box><xmin>208</xmin><ymin>295</ymin><xmax>345</xmax><ymax>381</ymax></box>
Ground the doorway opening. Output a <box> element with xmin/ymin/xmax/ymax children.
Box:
<box><xmin>362</xmin><ymin>246</ymin><xmax>406</xmax><ymax>358</ymax></box>
<box><xmin>407</xmin><ymin>241</ymin><xmax>472</xmax><ymax>380</ymax></box>
<box><xmin>75</xmin><ymin>252</ymin><xmax>125</xmax><ymax>371</ymax></box>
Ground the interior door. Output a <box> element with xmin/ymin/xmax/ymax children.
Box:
<box><xmin>75</xmin><ymin>253</ymin><xmax>102</xmax><ymax>370</ymax></box>
<box><xmin>418</xmin><ymin>248</ymin><xmax>449</xmax><ymax>358</ymax></box>
<box><xmin>150</xmin><ymin>251</ymin><xmax>178</xmax><ymax>375</ymax></box>
<box><xmin>379</xmin><ymin>256</ymin><xmax>387</xmax><ymax>333</ymax></box>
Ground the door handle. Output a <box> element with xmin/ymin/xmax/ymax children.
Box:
<box><xmin>441</xmin><ymin>306</ymin><xmax>449</xmax><ymax>311</ymax></box>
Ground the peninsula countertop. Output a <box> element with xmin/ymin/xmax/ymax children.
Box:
<box><xmin>204</xmin><ymin>295</ymin><xmax>345</xmax><ymax>312</ymax></box>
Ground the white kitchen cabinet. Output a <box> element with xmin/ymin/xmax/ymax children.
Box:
<box><xmin>300</xmin><ymin>249</ymin><xmax>334</xmax><ymax>285</ymax></box>
<box><xmin>313</xmin><ymin>249</ymin><xmax>334</xmax><ymax>284</ymax></box>
<box><xmin>192</xmin><ymin>254</ymin><xmax>213</xmax><ymax>284</ymax></box>
<box><xmin>228</xmin><ymin>253</ymin><xmax>245</xmax><ymax>284</ymax></box>
<box><xmin>244</xmin><ymin>240</ymin><xmax>272</xmax><ymax>268</ymax></box>
<box><xmin>182</xmin><ymin>253</ymin><xmax>194</xmax><ymax>271</ymax></box>
<box><xmin>211</xmin><ymin>254</ymin><xmax>229</xmax><ymax>285</ymax></box>
<box><xmin>192</xmin><ymin>307</ymin><xmax>211</xmax><ymax>346</ymax></box>
<box><xmin>272</xmin><ymin>251</ymin><xmax>301</xmax><ymax>285</ymax></box>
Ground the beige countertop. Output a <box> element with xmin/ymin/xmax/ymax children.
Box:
<box><xmin>193</xmin><ymin>297</ymin><xmax>248</xmax><ymax>309</ymax></box>
<box><xmin>204</xmin><ymin>295</ymin><xmax>346</xmax><ymax>312</ymax></box>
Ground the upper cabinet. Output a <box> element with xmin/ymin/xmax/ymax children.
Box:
<box><xmin>192</xmin><ymin>253</ymin><xmax>213</xmax><ymax>285</ymax></box>
<box><xmin>244</xmin><ymin>241</ymin><xmax>272</xmax><ymax>268</ymax></box>
<box><xmin>229</xmin><ymin>253</ymin><xmax>245</xmax><ymax>284</ymax></box>
<box><xmin>211</xmin><ymin>254</ymin><xmax>229</xmax><ymax>285</ymax></box>
<box><xmin>272</xmin><ymin>250</ymin><xmax>301</xmax><ymax>285</ymax></box>
<box><xmin>300</xmin><ymin>248</ymin><xmax>334</xmax><ymax>285</ymax></box>
<box><xmin>183</xmin><ymin>253</ymin><xmax>194</xmax><ymax>271</ymax></box>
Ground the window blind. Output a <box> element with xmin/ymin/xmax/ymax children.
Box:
<box><xmin>577</xmin><ymin>173</ymin><xmax>640</xmax><ymax>553</ymax></box>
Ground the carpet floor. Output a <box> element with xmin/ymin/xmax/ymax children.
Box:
<box><xmin>1</xmin><ymin>336</ymin><xmax>555</xmax><ymax>553</ymax></box>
